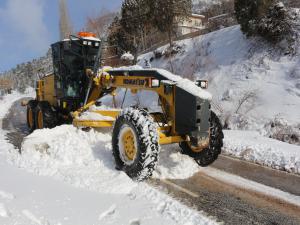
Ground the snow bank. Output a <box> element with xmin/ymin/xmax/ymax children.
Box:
<box><xmin>11</xmin><ymin>125</ymin><xmax>136</xmax><ymax>194</ymax></box>
<box><xmin>153</xmin><ymin>144</ymin><xmax>201</xmax><ymax>179</ymax></box>
<box><xmin>5</xmin><ymin>124</ymin><xmax>217</xmax><ymax>225</ymax></box>
<box><xmin>223</xmin><ymin>130</ymin><xmax>300</xmax><ymax>174</ymax></box>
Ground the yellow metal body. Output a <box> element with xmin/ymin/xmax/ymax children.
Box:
<box><xmin>36</xmin><ymin>74</ymin><xmax>57</xmax><ymax>106</ymax></box>
<box><xmin>34</xmin><ymin>68</ymin><xmax>203</xmax><ymax>149</ymax></box>
<box><xmin>70</xmin><ymin>70</ymin><xmax>196</xmax><ymax>146</ymax></box>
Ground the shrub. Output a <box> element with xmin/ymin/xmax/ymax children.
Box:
<box><xmin>257</xmin><ymin>2</ymin><xmax>293</xmax><ymax>43</ymax></box>
<box><xmin>235</xmin><ymin>0</ymin><xmax>293</xmax><ymax>43</ymax></box>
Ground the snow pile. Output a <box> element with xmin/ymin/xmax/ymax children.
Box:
<box><xmin>261</xmin><ymin>116</ymin><xmax>300</xmax><ymax>146</ymax></box>
<box><xmin>121</xmin><ymin>52</ymin><xmax>134</xmax><ymax>61</ymax></box>
<box><xmin>223</xmin><ymin>130</ymin><xmax>300</xmax><ymax>174</ymax></box>
<box><xmin>3</xmin><ymin>122</ymin><xmax>216</xmax><ymax>224</ymax></box>
<box><xmin>1</xmin><ymin>147</ymin><xmax>217</xmax><ymax>225</ymax></box>
<box><xmin>77</xmin><ymin>112</ymin><xmax>114</xmax><ymax>121</ymax></box>
<box><xmin>10</xmin><ymin>125</ymin><xmax>136</xmax><ymax>194</ymax></box>
<box><xmin>153</xmin><ymin>144</ymin><xmax>201</xmax><ymax>179</ymax></box>
<box><xmin>90</xmin><ymin>105</ymin><xmax>121</xmax><ymax>111</ymax></box>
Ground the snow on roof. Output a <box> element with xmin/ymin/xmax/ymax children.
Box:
<box><xmin>109</xmin><ymin>65</ymin><xmax>144</xmax><ymax>71</ymax></box>
<box><xmin>82</xmin><ymin>36</ymin><xmax>101</xmax><ymax>42</ymax></box>
<box><xmin>62</xmin><ymin>36</ymin><xmax>101</xmax><ymax>42</ymax></box>
<box><xmin>143</xmin><ymin>68</ymin><xmax>212</xmax><ymax>101</ymax></box>
<box><xmin>176</xmin><ymin>78</ymin><xmax>212</xmax><ymax>101</ymax></box>
<box><xmin>153</xmin><ymin>68</ymin><xmax>182</xmax><ymax>82</ymax></box>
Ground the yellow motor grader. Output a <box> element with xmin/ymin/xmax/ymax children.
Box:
<box><xmin>25</xmin><ymin>32</ymin><xmax>223</xmax><ymax>181</ymax></box>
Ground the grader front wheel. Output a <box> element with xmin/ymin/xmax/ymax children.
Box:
<box><xmin>112</xmin><ymin>108</ymin><xmax>160</xmax><ymax>181</ymax></box>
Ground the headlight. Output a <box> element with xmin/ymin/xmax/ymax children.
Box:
<box><xmin>196</xmin><ymin>80</ymin><xmax>208</xmax><ymax>89</ymax></box>
<box><xmin>151</xmin><ymin>79</ymin><xmax>160</xmax><ymax>87</ymax></box>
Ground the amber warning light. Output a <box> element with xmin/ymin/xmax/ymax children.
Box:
<box><xmin>77</xmin><ymin>32</ymin><xmax>96</xmax><ymax>38</ymax></box>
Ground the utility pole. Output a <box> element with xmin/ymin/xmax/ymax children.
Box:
<box><xmin>59</xmin><ymin>0</ymin><xmax>73</xmax><ymax>40</ymax></box>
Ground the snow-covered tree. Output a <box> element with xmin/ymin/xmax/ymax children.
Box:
<box><xmin>235</xmin><ymin>0</ymin><xmax>295</xmax><ymax>44</ymax></box>
<box><xmin>235</xmin><ymin>0</ymin><xmax>273</xmax><ymax>37</ymax></box>
<box><xmin>257</xmin><ymin>2</ymin><xmax>293</xmax><ymax>43</ymax></box>
<box><xmin>107</xmin><ymin>16</ymin><xmax>137</xmax><ymax>59</ymax></box>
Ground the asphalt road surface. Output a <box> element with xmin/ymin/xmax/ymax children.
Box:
<box><xmin>3</xmin><ymin>99</ymin><xmax>300</xmax><ymax>225</ymax></box>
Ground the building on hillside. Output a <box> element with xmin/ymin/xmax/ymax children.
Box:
<box><xmin>105</xmin><ymin>13</ymin><xmax>207</xmax><ymax>63</ymax></box>
<box><xmin>176</xmin><ymin>14</ymin><xmax>206</xmax><ymax>36</ymax></box>
<box><xmin>0</xmin><ymin>79</ymin><xmax>13</xmax><ymax>95</ymax></box>
<box><xmin>143</xmin><ymin>14</ymin><xmax>206</xmax><ymax>52</ymax></box>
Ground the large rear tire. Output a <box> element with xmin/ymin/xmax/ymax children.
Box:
<box><xmin>27</xmin><ymin>100</ymin><xmax>38</xmax><ymax>133</ymax></box>
<box><xmin>112</xmin><ymin>108</ymin><xmax>160</xmax><ymax>181</ymax></box>
<box><xmin>35</xmin><ymin>101</ymin><xmax>57</xmax><ymax>129</ymax></box>
<box><xmin>179</xmin><ymin>111</ymin><xmax>224</xmax><ymax>167</ymax></box>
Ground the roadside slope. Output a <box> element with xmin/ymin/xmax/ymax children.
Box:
<box><xmin>139</xmin><ymin>25</ymin><xmax>300</xmax><ymax>131</ymax></box>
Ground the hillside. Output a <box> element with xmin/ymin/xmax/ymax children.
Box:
<box><xmin>138</xmin><ymin>25</ymin><xmax>300</xmax><ymax>142</ymax></box>
<box><xmin>0</xmin><ymin>50</ymin><xmax>52</xmax><ymax>93</ymax></box>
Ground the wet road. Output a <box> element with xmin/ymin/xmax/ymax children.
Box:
<box><xmin>3</xmin><ymin>99</ymin><xmax>300</xmax><ymax>225</ymax></box>
<box><xmin>2</xmin><ymin>98</ymin><xmax>30</xmax><ymax>150</ymax></box>
<box><xmin>150</xmin><ymin>169</ymin><xmax>300</xmax><ymax>225</ymax></box>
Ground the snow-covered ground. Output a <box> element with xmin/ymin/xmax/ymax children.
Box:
<box><xmin>223</xmin><ymin>130</ymin><xmax>300</xmax><ymax>174</ymax></box>
<box><xmin>0</xmin><ymin>92</ymin><xmax>217</xmax><ymax>225</ymax></box>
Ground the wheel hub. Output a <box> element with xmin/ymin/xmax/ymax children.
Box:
<box><xmin>122</xmin><ymin>129</ymin><xmax>137</xmax><ymax>161</ymax></box>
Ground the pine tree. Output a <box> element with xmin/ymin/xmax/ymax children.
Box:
<box><xmin>257</xmin><ymin>2</ymin><xmax>292</xmax><ymax>43</ymax></box>
<box><xmin>235</xmin><ymin>0</ymin><xmax>293</xmax><ymax>43</ymax></box>
<box><xmin>235</xmin><ymin>0</ymin><xmax>271</xmax><ymax>36</ymax></box>
<box><xmin>120</xmin><ymin>0</ymin><xmax>150</xmax><ymax>52</ymax></box>
<box><xmin>107</xmin><ymin>16</ymin><xmax>136</xmax><ymax>57</ymax></box>
<box><xmin>151</xmin><ymin>0</ymin><xmax>192</xmax><ymax>46</ymax></box>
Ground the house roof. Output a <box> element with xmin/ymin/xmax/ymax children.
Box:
<box><xmin>191</xmin><ymin>14</ymin><xmax>205</xmax><ymax>19</ymax></box>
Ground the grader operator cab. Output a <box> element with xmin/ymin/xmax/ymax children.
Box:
<box><xmin>25</xmin><ymin>32</ymin><xmax>223</xmax><ymax>181</ymax></box>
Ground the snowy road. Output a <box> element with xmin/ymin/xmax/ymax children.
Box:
<box><xmin>3</xmin><ymin>98</ymin><xmax>300</xmax><ymax>225</ymax></box>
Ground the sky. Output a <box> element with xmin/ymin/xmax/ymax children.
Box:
<box><xmin>0</xmin><ymin>0</ymin><xmax>122</xmax><ymax>72</ymax></box>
